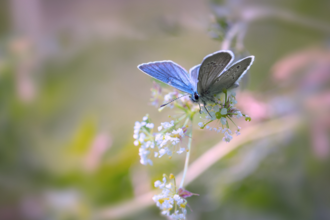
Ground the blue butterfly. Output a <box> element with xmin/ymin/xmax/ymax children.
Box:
<box><xmin>138</xmin><ymin>50</ymin><xmax>254</xmax><ymax>114</ymax></box>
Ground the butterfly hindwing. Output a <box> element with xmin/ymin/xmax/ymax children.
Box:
<box><xmin>138</xmin><ymin>61</ymin><xmax>195</xmax><ymax>95</ymax></box>
<box><xmin>208</xmin><ymin>56</ymin><xmax>254</xmax><ymax>95</ymax></box>
<box><xmin>189</xmin><ymin>64</ymin><xmax>200</xmax><ymax>91</ymax></box>
<box><xmin>197</xmin><ymin>50</ymin><xmax>234</xmax><ymax>95</ymax></box>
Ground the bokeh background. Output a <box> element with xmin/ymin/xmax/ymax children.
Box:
<box><xmin>1</xmin><ymin>0</ymin><xmax>330</xmax><ymax>219</ymax></box>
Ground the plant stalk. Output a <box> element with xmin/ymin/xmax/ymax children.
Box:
<box><xmin>179</xmin><ymin>118</ymin><xmax>193</xmax><ymax>188</ymax></box>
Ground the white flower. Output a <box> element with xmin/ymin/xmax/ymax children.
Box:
<box><xmin>213</xmin><ymin>105</ymin><xmax>220</xmax><ymax>112</ymax></box>
<box><xmin>221</xmin><ymin>108</ymin><xmax>227</xmax><ymax>115</ymax></box>
<box><xmin>229</xmin><ymin>93</ymin><xmax>237</xmax><ymax>104</ymax></box>
<box><xmin>158</xmin><ymin>121</ymin><xmax>175</xmax><ymax>132</ymax></box>
<box><xmin>162</xmin><ymin>200</ymin><xmax>173</xmax><ymax>210</ymax></box>
<box><xmin>146</xmin><ymin>123</ymin><xmax>154</xmax><ymax>128</ymax></box>
<box><xmin>159</xmin><ymin>148</ymin><xmax>167</xmax><ymax>157</ymax></box>
<box><xmin>164</xmin><ymin>92</ymin><xmax>175</xmax><ymax>101</ymax></box>
<box><xmin>163</xmin><ymin>92</ymin><xmax>177</xmax><ymax>108</ymax></box>
<box><xmin>153</xmin><ymin>174</ymin><xmax>187</xmax><ymax>219</ymax></box>
<box><xmin>173</xmin><ymin>194</ymin><xmax>185</xmax><ymax>205</ymax></box>
<box><xmin>134</xmin><ymin>116</ymin><xmax>156</xmax><ymax>165</ymax></box>
<box><xmin>198</xmin><ymin>122</ymin><xmax>204</xmax><ymax>127</ymax></box>
<box><xmin>210</xmin><ymin>111</ymin><xmax>216</xmax><ymax>119</ymax></box>
<box><xmin>166</xmin><ymin>183</ymin><xmax>172</xmax><ymax>189</ymax></box>
<box><xmin>223</xmin><ymin>136</ymin><xmax>230</xmax><ymax>142</ymax></box>
<box><xmin>177</xmin><ymin>148</ymin><xmax>186</xmax><ymax>154</ymax></box>
<box><xmin>139</xmin><ymin>146</ymin><xmax>153</xmax><ymax>165</ymax></box>
<box><xmin>223</xmin><ymin>131</ymin><xmax>233</xmax><ymax>142</ymax></box>
<box><xmin>172</xmin><ymin>128</ymin><xmax>184</xmax><ymax>137</ymax></box>
<box><xmin>230</xmin><ymin>98</ymin><xmax>237</xmax><ymax>105</ymax></box>
<box><xmin>134</xmin><ymin>121</ymin><xmax>142</xmax><ymax>133</ymax></box>
<box><xmin>235</xmin><ymin>111</ymin><xmax>243</xmax><ymax>118</ymax></box>
<box><xmin>154</xmin><ymin>180</ymin><xmax>162</xmax><ymax>188</ymax></box>
<box><xmin>158</xmin><ymin>133</ymin><xmax>171</xmax><ymax>147</ymax></box>
<box><xmin>158</xmin><ymin>147</ymin><xmax>172</xmax><ymax>158</ymax></box>
<box><xmin>220</xmin><ymin>117</ymin><xmax>227</xmax><ymax>125</ymax></box>
<box><xmin>138</xmin><ymin>133</ymin><xmax>146</xmax><ymax>143</ymax></box>
<box><xmin>154</xmin><ymin>126</ymin><xmax>187</xmax><ymax>158</ymax></box>
<box><xmin>171</xmin><ymin>211</ymin><xmax>186</xmax><ymax>220</ymax></box>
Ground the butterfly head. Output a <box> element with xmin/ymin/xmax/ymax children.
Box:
<box><xmin>190</xmin><ymin>92</ymin><xmax>200</xmax><ymax>103</ymax></box>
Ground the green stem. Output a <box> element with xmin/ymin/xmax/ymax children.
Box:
<box><xmin>226</xmin><ymin>120</ymin><xmax>230</xmax><ymax>128</ymax></box>
<box><xmin>179</xmin><ymin>118</ymin><xmax>193</xmax><ymax>188</ymax></box>
<box><xmin>201</xmin><ymin>120</ymin><xmax>214</xmax><ymax>129</ymax></box>
<box><xmin>227</xmin><ymin>116</ymin><xmax>238</xmax><ymax>128</ymax></box>
<box><xmin>173</xmin><ymin>176</ymin><xmax>177</xmax><ymax>212</ymax></box>
<box><xmin>183</xmin><ymin>117</ymin><xmax>190</xmax><ymax>127</ymax></box>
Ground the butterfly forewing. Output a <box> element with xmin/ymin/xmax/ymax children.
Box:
<box><xmin>208</xmin><ymin>56</ymin><xmax>254</xmax><ymax>95</ymax></box>
<box><xmin>197</xmin><ymin>51</ymin><xmax>234</xmax><ymax>95</ymax></box>
<box><xmin>138</xmin><ymin>61</ymin><xmax>195</xmax><ymax>95</ymax></box>
<box><xmin>137</xmin><ymin>51</ymin><xmax>255</xmax><ymax>110</ymax></box>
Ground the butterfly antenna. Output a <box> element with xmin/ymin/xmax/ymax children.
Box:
<box><xmin>160</xmin><ymin>95</ymin><xmax>190</xmax><ymax>108</ymax></box>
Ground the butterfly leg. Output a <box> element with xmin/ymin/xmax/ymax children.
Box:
<box><xmin>198</xmin><ymin>103</ymin><xmax>202</xmax><ymax>114</ymax></box>
<box><xmin>203</xmin><ymin>101</ymin><xmax>212</xmax><ymax>118</ymax></box>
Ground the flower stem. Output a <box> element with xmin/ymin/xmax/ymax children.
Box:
<box><xmin>201</xmin><ymin>120</ymin><xmax>214</xmax><ymax>129</ymax></box>
<box><xmin>227</xmin><ymin>116</ymin><xmax>238</xmax><ymax>128</ymax></box>
<box><xmin>179</xmin><ymin>118</ymin><xmax>193</xmax><ymax>188</ymax></box>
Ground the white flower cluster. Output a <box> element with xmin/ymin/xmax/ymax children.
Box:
<box><xmin>133</xmin><ymin>115</ymin><xmax>155</xmax><ymax>165</ymax></box>
<box><xmin>157</xmin><ymin>121</ymin><xmax>175</xmax><ymax>131</ymax></box>
<box><xmin>197</xmin><ymin>91</ymin><xmax>248</xmax><ymax>142</ymax></box>
<box><xmin>155</xmin><ymin>124</ymin><xmax>187</xmax><ymax>157</ymax></box>
<box><xmin>134</xmin><ymin>116</ymin><xmax>188</xmax><ymax>165</ymax></box>
<box><xmin>153</xmin><ymin>174</ymin><xmax>187</xmax><ymax>220</ymax></box>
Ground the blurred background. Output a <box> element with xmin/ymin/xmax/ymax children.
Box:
<box><xmin>0</xmin><ymin>0</ymin><xmax>330</xmax><ymax>219</ymax></box>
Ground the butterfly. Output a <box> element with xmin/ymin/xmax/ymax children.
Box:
<box><xmin>137</xmin><ymin>50</ymin><xmax>254</xmax><ymax>115</ymax></box>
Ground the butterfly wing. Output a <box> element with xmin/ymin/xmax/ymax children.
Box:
<box><xmin>138</xmin><ymin>61</ymin><xmax>195</xmax><ymax>95</ymax></box>
<box><xmin>189</xmin><ymin>64</ymin><xmax>200</xmax><ymax>91</ymax></box>
<box><xmin>197</xmin><ymin>50</ymin><xmax>234</xmax><ymax>95</ymax></box>
<box><xmin>208</xmin><ymin>56</ymin><xmax>255</xmax><ymax>95</ymax></box>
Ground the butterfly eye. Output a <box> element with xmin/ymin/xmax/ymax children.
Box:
<box><xmin>194</xmin><ymin>93</ymin><xmax>199</xmax><ymax>100</ymax></box>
